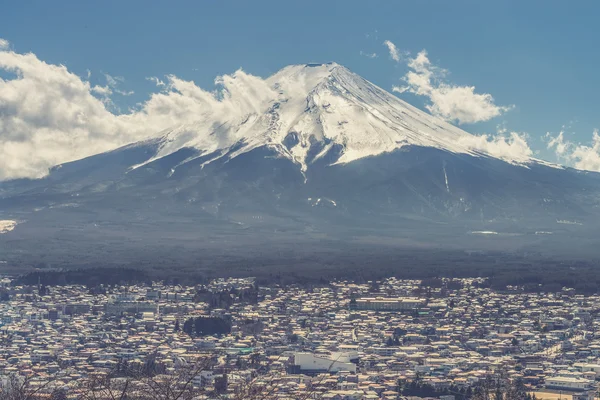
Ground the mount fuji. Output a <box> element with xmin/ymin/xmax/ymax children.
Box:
<box><xmin>2</xmin><ymin>63</ymin><xmax>600</xmax><ymax>269</ymax></box>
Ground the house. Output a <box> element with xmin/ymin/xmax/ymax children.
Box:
<box><xmin>545</xmin><ymin>376</ymin><xmax>594</xmax><ymax>392</ymax></box>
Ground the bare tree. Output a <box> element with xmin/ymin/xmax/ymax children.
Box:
<box><xmin>76</xmin><ymin>354</ymin><xmax>215</xmax><ymax>400</ymax></box>
<box><xmin>0</xmin><ymin>374</ymin><xmax>56</xmax><ymax>400</ymax></box>
<box><xmin>76</xmin><ymin>373</ymin><xmax>132</xmax><ymax>400</ymax></box>
<box><xmin>1</xmin><ymin>352</ymin><xmax>327</xmax><ymax>400</ymax></box>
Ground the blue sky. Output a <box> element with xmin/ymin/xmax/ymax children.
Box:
<box><xmin>1</xmin><ymin>0</ymin><xmax>599</xmax><ymax>178</ymax></box>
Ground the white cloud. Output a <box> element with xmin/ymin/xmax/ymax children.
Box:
<box><xmin>91</xmin><ymin>85</ymin><xmax>112</xmax><ymax>97</ymax></box>
<box><xmin>365</xmin><ymin>30</ymin><xmax>379</xmax><ymax>40</ymax></box>
<box><xmin>115</xmin><ymin>89</ymin><xmax>134</xmax><ymax>96</ymax></box>
<box><xmin>547</xmin><ymin>129</ymin><xmax>600</xmax><ymax>172</ymax></box>
<box><xmin>102</xmin><ymin>73</ymin><xmax>133</xmax><ymax>96</ymax></box>
<box><xmin>104</xmin><ymin>73</ymin><xmax>124</xmax><ymax>87</ymax></box>
<box><xmin>458</xmin><ymin>131</ymin><xmax>533</xmax><ymax>163</ymax></box>
<box><xmin>383</xmin><ymin>40</ymin><xmax>401</xmax><ymax>62</ymax></box>
<box><xmin>0</xmin><ymin>38</ymin><xmax>9</xmax><ymax>51</ymax></box>
<box><xmin>359</xmin><ymin>51</ymin><xmax>378</xmax><ymax>59</ymax></box>
<box><xmin>146</xmin><ymin>76</ymin><xmax>166</xmax><ymax>87</ymax></box>
<box><xmin>393</xmin><ymin>50</ymin><xmax>512</xmax><ymax>124</ymax></box>
<box><xmin>547</xmin><ymin>131</ymin><xmax>569</xmax><ymax>157</ymax></box>
<box><xmin>0</xmin><ymin>46</ymin><xmax>275</xmax><ymax>181</ymax></box>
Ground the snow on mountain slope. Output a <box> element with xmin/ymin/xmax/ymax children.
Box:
<box><xmin>0</xmin><ymin>220</ymin><xmax>17</xmax><ymax>234</ymax></box>
<box><xmin>130</xmin><ymin>63</ymin><xmax>537</xmax><ymax>177</ymax></box>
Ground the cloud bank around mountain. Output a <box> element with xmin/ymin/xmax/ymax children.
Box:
<box><xmin>389</xmin><ymin>47</ymin><xmax>513</xmax><ymax>125</ymax></box>
<box><xmin>0</xmin><ymin>39</ymin><xmax>272</xmax><ymax>180</ymax></box>
<box><xmin>547</xmin><ymin>129</ymin><xmax>600</xmax><ymax>172</ymax></box>
<box><xmin>458</xmin><ymin>131</ymin><xmax>533</xmax><ymax>163</ymax></box>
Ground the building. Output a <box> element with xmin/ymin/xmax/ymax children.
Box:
<box><xmin>352</xmin><ymin>297</ymin><xmax>425</xmax><ymax>311</ymax></box>
<box><xmin>545</xmin><ymin>376</ymin><xmax>594</xmax><ymax>392</ymax></box>
<box><xmin>573</xmin><ymin>392</ymin><xmax>595</xmax><ymax>400</ymax></box>
<box><xmin>574</xmin><ymin>363</ymin><xmax>600</xmax><ymax>378</ymax></box>
<box><xmin>105</xmin><ymin>301</ymin><xmax>158</xmax><ymax>316</ymax></box>
<box><xmin>289</xmin><ymin>353</ymin><xmax>357</xmax><ymax>374</ymax></box>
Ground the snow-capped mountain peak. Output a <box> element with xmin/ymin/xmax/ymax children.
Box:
<box><xmin>131</xmin><ymin>63</ymin><xmax>527</xmax><ymax>175</ymax></box>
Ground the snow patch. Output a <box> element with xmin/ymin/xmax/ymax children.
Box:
<box><xmin>0</xmin><ymin>220</ymin><xmax>17</xmax><ymax>234</ymax></box>
<box><xmin>442</xmin><ymin>162</ymin><xmax>450</xmax><ymax>193</ymax></box>
<box><xmin>308</xmin><ymin>197</ymin><xmax>337</xmax><ymax>207</ymax></box>
<box><xmin>557</xmin><ymin>219</ymin><xmax>583</xmax><ymax>226</ymax></box>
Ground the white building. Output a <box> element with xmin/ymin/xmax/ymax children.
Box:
<box><xmin>545</xmin><ymin>376</ymin><xmax>594</xmax><ymax>392</ymax></box>
<box><xmin>353</xmin><ymin>297</ymin><xmax>425</xmax><ymax>311</ymax></box>
<box><xmin>292</xmin><ymin>353</ymin><xmax>356</xmax><ymax>374</ymax></box>
<box><xmin>574</xmin><ymin>363</ymin><xmax>600</xmax><ymax>378</ymax></box>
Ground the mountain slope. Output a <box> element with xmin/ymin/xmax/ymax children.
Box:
<box><xmin>1</xmin><ymin>63</ymin><xmax>600</xmax><ymax>268</ymax></box>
